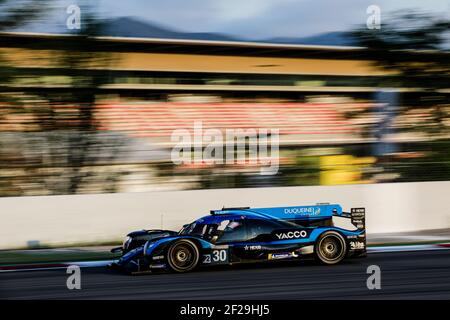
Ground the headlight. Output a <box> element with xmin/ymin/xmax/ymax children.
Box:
<box><xmin>123</xmin><ymin>236</ymin><xmax>132</xmax><ymax>249</ymax></box>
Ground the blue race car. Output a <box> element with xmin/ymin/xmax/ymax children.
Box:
<box><xmin>109</xmin><ymin>204</ymin><xmax>366</xmax><ymax>274</ymax></box>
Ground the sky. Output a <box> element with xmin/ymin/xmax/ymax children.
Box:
<box><xmin>8</xmin><ymin>0</ymin><xmax>450</xmax><ymax>39</ymax></box>
<box><xmin>98</xmin><ymin>0</ymin><xmax>450</xmax><ymax>38</ymax></box>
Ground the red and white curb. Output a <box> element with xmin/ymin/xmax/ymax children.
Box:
<box><xmin>1</xmin><ymin>243</ymin><xmax>449</xmax><ymax>273</ymax></box>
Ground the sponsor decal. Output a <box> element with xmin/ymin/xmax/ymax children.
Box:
<box><xmin>351</xmin><ymin>207</ymin><xmax>365</xmax><ymax>217</ymax></box>
<box><xmin>203</xmin><ymin>254</ymin><xmax>211</xmax><ymax>264</ymax></box>
<box><xmin>351</xmin><ymin>208</ymin><xmax>365</xmax><ymax>230</ymax></box>
<box><xmin>350</xmin><ymin>241</ymin><xmax>365</xmax><ymax>250</ymax></box>
<box><xmin>244</xmin><ymin>245</ymin><xmax>262</xmax><ymax>251</ymax></box>
<box><xmin>150</xmin><ymin>263</ymin><xmax>166</xmax><ymax>269</ymax></box>
<box><xmin>284</xmin><ymin>206</ymin><xmax>321</xmax><ymax>215</ymax></box>
<box><xmin>268</xmin><ymin>251</ymin><xmax>299</xmax><ymax>260</ymax></box>
<box><xmin>275</xmin><ymin>230</ymin><xmax>308</xmax><ymax>240</ymax></box>
<box><xmin>152</xmin><ymin>255</ymin><xmax>164</xmax><ymax>260</ymax></box>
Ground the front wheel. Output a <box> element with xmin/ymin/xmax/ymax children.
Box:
<box><xmin>315</xmin><ymin>231</ymin><xmax>347</xmax><ymax>265</ymax></box>
<box><xmin>166</xmin><ymin>239</ymin><xmax>200</xmax><ymax>273</ymax></box>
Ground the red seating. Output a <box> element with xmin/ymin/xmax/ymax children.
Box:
<box><xmin>95</xmin><ymin>102</ymin><xmax>360</xmax><ymax>138</ymax></box>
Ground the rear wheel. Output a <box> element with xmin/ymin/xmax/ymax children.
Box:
<box><xmin>166</xmin><ymin>239</ymin><xmax>199</xmax><ymax>273</ymax></box>
<box><xmin>315</xmin><ymin>231</ymin><xmax>347</xmax><ymax>265</ymax></box>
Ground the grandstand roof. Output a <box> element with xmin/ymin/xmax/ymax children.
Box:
<box><xmin>1</xmin><ymin>31</ymin><xmax>447</xmax><ymax>58</ymax></box>
<box><xmin>0</xmin><ymin>31</ymin><xmax>367</xmax><ymax>59</ymax></box>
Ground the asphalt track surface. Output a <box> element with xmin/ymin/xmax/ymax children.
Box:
<box><xmin>1</xmin><ymin>250</ymin><xmax>450</xmax><ymax>299</ymax></box>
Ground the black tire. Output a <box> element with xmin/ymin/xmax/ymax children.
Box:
<box><xmin>314</xmin><ymin>231</ymin><xmax>347</xmax><ymax>265</ymax></box>
<box><xmin>166</xmin><ymin>239</ymin><xmax>200</xmax><ymax>273</ymax></box>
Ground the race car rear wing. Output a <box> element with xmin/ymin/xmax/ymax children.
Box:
<box><xmin>349</xmin><ymin>207</ymin><xmax>365</xmax><ymax>230</ymax></box>
<box><xmin>348</xmin><ymin>207</ymin><xmax>366</xmax><ymax>253</ymax></box>
<box><xmin>247</xmin><ymin>204</ymin><xmax>343</xmax><ymax>220</ymax></box>
<box><xmin>212</xmin><ymin>204</ymin><xmax>365</xmax><ymax>231</ymax></box>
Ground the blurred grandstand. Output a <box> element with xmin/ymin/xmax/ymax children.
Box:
<box><xmin>0</xmin><ymin>32</ymin><xmax>449</xmax><ymax>196</ymax></box>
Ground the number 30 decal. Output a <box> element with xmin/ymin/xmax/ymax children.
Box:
<box><xmin>212</xmin><ymin>249</ymin><xmax>227</xmax><ymax>262</ymax></box>
<box><xmin>203</xmin><ymin>249</ymin><xmax>228</xmax><ymax>264</ymax></box>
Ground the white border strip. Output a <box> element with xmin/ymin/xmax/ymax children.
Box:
<box><xmin>368</xmin><ymin>244</ymin><xmax>450</xmax><ymax>253</ymax></box>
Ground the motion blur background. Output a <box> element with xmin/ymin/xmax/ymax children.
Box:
<box><xmin>0</xmin><ymin>0</ymin><xmax>449</xmax><ymax>248</ymax></box>
<box><xmin>1</xmin><ymin>0</ymin><xmax>449</xmax><ymax>196</ymax></box>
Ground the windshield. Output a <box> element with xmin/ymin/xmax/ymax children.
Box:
<box><xmin>179</xmin><ymin>218</ymin><xmax>301</xmax><ymax>234</ymax></box>
<box><xmin>179</xmin><ymin>222</ymin><xmax>207</xmax><ymax>236</ymax></box>
<box><xmin>179</xmin><ymin>219</ymin><xmax>245</xmax><ymax>242</ymax></box>
<box><xmin>178</xmin><ymin>216</ymin><xmax>305</xmax><ymax>241</ymax></box>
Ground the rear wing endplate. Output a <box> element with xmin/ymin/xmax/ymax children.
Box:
<box><xmin>350</xmin><ymin>207</ymin><xmax>365</xmax><ymax>230</ymax></box>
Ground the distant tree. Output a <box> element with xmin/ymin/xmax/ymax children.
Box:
<box><xmin>350</xmin><ymin>11</ymin><xmax>450</xmax><ymax>183</ymax></box>
<box><xmin>0</xmin><ymin>1</ymin><xmax>123</xmax><ymax>196</ymax></box>
<box><xmin>0</xmin><ymin>0</ymin><xmax>47</xmax><ymax>30</ymax></box>
<box><xmin>0</xmin><ymin>0</ymin><xmax>50</xmax><ymax>195</ymax></box>
<box><xmin>0</xmin><ymin>0</ymin><xmax>49</xmax><ymax>102</ymax></box>
<box><xmin>350</xmin><ymin>11</ymin><xmax>450</xmax><ymax>136</ymax></box>
<box><xmin>56</xmin><ymin>3</ymin><xmax>116</xmax><ymax>194</ymax></box>
<box><xmin>351</xmin><ymin>11</ymin><xmax>450</xmax><ymax>90</ymax></box>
